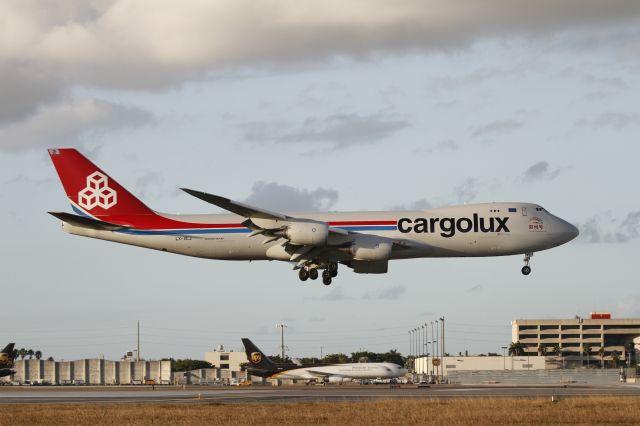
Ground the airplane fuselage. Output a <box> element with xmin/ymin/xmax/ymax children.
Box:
<box><xmin>62</xmin><ymin>202</ymin><xmax>577</xmax><ymax>262</ymax></box>
<box><xmin>268</xmin><ymin>362</ymin><xmax>407</xmax><ymax>380</ymax></box>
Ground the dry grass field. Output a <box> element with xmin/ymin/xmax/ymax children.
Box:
<box><xmin>1</xmin><ymin>397</ymin><xmax>639</xmax><ymax>425</ymax></box>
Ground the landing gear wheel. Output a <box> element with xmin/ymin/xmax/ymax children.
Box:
<box><xmin>328</xmin><ymin>262</ymin><xmax>338</xmax><ymax>272</ymax></box>
<box><xmin>309</xmin><ymin>268</ymin><xmax>318</xmax><ymax>280</ymax></box>
<box><xmin>330</xmin><ymin>269</ymin><xmax>338</xmax><ymax>278</ymax></box>
<box><xmin>521</xmin><ymin>252</ymin><xmax>533</xmax><ymax>276</ymax></box>
<box><xmin>322</xmin><ymin>270</ymin><xmax>332</xmax><ymax>286</ymax></box>
<box><xmin>298</xmin><ymin>268</ymin><xmax>309</xmax><ymax>281</ymax></box>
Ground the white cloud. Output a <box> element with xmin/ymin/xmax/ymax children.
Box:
<box><xmin>523</xmin><ymin>161</ymin><xmax>563</xmax><ymax>182</ymax></box>
<box><xmin>1</xmin><ymin>0</ymin><xmax>638</xmax><ymax>151</ymax></box>
<box><xmin>0</xmin><ymin>98</ymin><xmax>152</xmax><ymax>152</ymax></box>
<box><xmin>576</xmin><ymin>112</ymin><xmax>640</xmax><ymax>130</ymax></box>
<box><xmin>472</xmin><ymin>119</ymin><xmax>523</xmax><ymax>139</ymax></box>
<box><xmin>363</xmin><ymin>285</ymin><xmax>406</xmax><ymax>300</ymax></box>
<box><xmin>244</xmin><ymin>181</ymin><xmax>338</xmax><ymax>212</ymax></box>
<box><xmin>578</xmin><ymin>210</ymin><xmax>640</xmax><ymax>244</ymax></box>
<box><xmin>240</xmin><ymin>113</ymin><xmax>409</xmax><ymax>149</ymax></box>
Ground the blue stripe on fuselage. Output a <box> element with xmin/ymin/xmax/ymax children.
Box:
<box><xmin>117</xmin><ymin>225</ymin><xmax>398</xmax><ymax>236</ymax></box>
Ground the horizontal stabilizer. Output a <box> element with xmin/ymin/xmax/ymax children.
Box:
<box><xmin>48</xmin><ymin>212</ymin><xmax>130</xmax><ymax>231</ymax></box>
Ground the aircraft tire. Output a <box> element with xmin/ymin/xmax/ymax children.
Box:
<box><xmin>309</xmin><ymin>269</ymin><xmax>318</xmax><ymax>280</ymax></box>
<box><xmin>330</xmin><ymin>269</ymin><xmax>338</xmax><ymax>278</ymax></box>
<box><xmin>299</xmin><ymin>269</ymin><xmax>309</xmax><ymax>281</ymax></box>
<box><xmin>521</xmin><ymin>266</ymin><xmax>531</xmax><ymax>276</ymax></box>
<box><xmin>322</xmin><ymin>270</ymin><xmax>332</xmax><ymax>285</ymax></box>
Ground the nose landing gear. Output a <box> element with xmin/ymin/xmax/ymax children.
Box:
<box><xmin>521</xmin><ymin>253</ymin><xmax>533</xmax><ymax>275</ymax></box>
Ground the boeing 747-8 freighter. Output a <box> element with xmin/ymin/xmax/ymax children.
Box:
<box><xmin>48</xmin><ymin>149</ymin><xmax>578</xmax><ymax>285</ymax></box>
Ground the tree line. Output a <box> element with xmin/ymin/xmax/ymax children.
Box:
<box><xmin>12</xmin><ymin>348</ymin><xmax>48</xmax><ymax>360</ymax></box>
<box><xmin>268</xmin><ymin>349</ymin><xmax>405</xmax><ymax>366</ymax></box>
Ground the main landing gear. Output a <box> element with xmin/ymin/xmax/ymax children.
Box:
<box><xmin>298</xmin><ymin>262</ymin><xmax>338</xmax><ymax>285</ymax></box>
<box><xmin>521</xmin><ymin>252</ymin><xmax>533</xmax><ymax>276</ymax></box>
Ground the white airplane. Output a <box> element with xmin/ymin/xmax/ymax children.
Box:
<box><xmin>48</xmin><ymin>148</ymin><xmax>579</xmax><ymax>285</ymax></box>
<box><xmin>242</xmin><ymin>338</ymin><xmax>407</xmax><ymax>383</ymax></box>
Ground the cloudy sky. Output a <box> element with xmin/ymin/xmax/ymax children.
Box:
<box><xmin>1</xmin><ymin>0</ymin><xmax>640</xmax><ymax>361</ymax></box>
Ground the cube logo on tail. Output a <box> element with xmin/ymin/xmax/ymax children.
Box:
<box><xmin>78</xmin><ymin>172</ymin><xmax>117</xmax><ymax>210</ymax></box>
<box><xmin>250</xmin><ymin>352</ymin><xmax>262</xmax><ymax>364</ymax></box>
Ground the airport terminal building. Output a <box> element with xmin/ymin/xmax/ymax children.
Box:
<box><xmin>204</xmin><ymin>345</ymin><xmax>246</xmax><ymax>372</ymax></box>
<box><xmin>512</xmin><ymin>314</ymin><xmax>640</xmax><ymax>363</ymax></box>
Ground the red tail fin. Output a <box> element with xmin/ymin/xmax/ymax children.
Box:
<box><xmin>48</xmin><ymin>148</ymin><xmax>154</xmax><ymax>220</ymax></box>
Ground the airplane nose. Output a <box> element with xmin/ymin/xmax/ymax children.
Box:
<box><xmin>555</xmin><ymin>218</ymin><xmax>579</xmax><ymax>243</ymax></box>
<box><xmin>569</xmin><ymin>223</ymin><xmax>579</xmax><ymax>240</ymax></box>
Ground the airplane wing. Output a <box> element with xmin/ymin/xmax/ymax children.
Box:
<box><xmin>181</xmin><ymin>188</ymin><xmax>291</xmax><ymax>220</ymax></box>
<box><xmin>304</xmin><ymin>369</ymin><xmax>336</xmax><ymax>378</ymax></box>
<box><xmin>181</xmin><ymin>188</ymin><xmax>403</xmax><ymax>272</ymax></box>
<box><xmin>181</xmin><ymin>188</ymin><xmax>349</xmax><ymax>240</ymax></box>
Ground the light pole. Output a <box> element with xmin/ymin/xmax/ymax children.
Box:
<box><xmin>431</xmin><ymin>321</ymin><xmax>435</xmax><ymax>376</ymax></box>
<box><xmin>424</xmin><ymin>323</ymin><xmax>429</xmax><ymax>377</ymax></box>
<box><xmin>418</xmin><ymin>326</ymin><xmax>422</xmax><ymax>371</ymax></box>
<box><xmin>408</xmin><ymin>330</ymin><xmax>412</xmax><ymax>360</ymax></box>
<box><xmin>501</xmin><ymin>346</ymin><xmax>507</xmax><ymax>370</ymax></box>
<box><xmin>435</xmin><ymin>320</ymin><xmax>439</xmax><ymax>380</ymax></box>
<box><xmin>420</xmin><ymin>326</ymin><xmax>425</xmax><ymax>373</ymax></box>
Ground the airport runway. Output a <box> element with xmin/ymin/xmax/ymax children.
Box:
<box><xmin>1</xmin><ymin>384</ymin><xmax>640</xmax><ymax>404</ymax></box>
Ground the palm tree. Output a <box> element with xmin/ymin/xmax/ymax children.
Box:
<box><xmin>611</xmin><ymin>351</ymin><xmax>620</xmax><ymax>368</ymax></box>
<box><xmin>598</xmin><ymin>346</ymin><xmax>605</xmax><ymax>368</ymax></box>
<box><xmin>553</xmin><ymin>345</ymin><xmax>562</xmax><ymax>357</ymax></box>
<box><xmin>27</xmin><ymin>349</ymin><xmax>34</xmax><ymax>359</ymax></box>
<box><xmin>508</xmin><ymin>341</ymin><xmax>525</xmax><ymax>356</ymax></box>
<box><xmin>35</xmin><ymin>350</ymin><xmax>42</xmax><ymax>360</ymax></box>
<box><xmin>583</xmin><ymin>344</ymin><xmax>592</xmax><ymax>368</ymax></box>
<box><xmin>18</xmin><ymin>348</ymin><xmax>27</xmax><ymax>360</ymax></box>
<box><xmin>537</xmin><ymin>345</ymin><xmax>546</xmax><ymax>357</ymax></box>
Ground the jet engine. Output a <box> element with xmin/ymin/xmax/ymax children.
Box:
<box><xmin>282</xmin><ymin>221</ymin><xmax>328</xmax><ymax>246</ymax></box>
<box><xmin>350</xmin><ymin>236</ymin><xmax>392</xmax><ymax>261</ymax></box>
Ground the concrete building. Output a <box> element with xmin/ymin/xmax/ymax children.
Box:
<box><xmin>512</xmin><ymin>315</ymin><xmax>640</xmax><ymax>365</ymax></box>
<box><xmin>414</xmin><ymin>355</ymin><xmax>546</xmax><ymax>376</ymax></box>
<box><xmin>1</xmin><ymin>359</ymin><xmax>171</xmax><ymax>385</ymax></box>
<box><xmin>204</xmin><ymin>345</ymin><xmax>246</xmax><ymax>373</ymax></box>
<box><xmin>173</xmin><ymin>368</ymin><xmax>250</xmax><ymax>385</ymax></box>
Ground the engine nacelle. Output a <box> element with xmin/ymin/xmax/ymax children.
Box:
<box><xmin>284</xmin><ymin>221</ymin><xmax>328</xmax><ymax>246</ymax></box>
<box><xmin>350</xmin><ymin>237</ymin><xmax>392</xmax><ymax>261</ymax></box>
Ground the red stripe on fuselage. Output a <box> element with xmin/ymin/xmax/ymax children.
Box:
<box><xmin>328</xmin><ymin>220</ymin><xmax>396</xmax><ymax>226</ymax></box>
<box><xmin>99</xmin><ymin>215</ymin><xmax>397</xmax><ymax>231</ymax></box>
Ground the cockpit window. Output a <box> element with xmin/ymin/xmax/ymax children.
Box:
<box><xmin>535</xmin><ymin>207</ymin><xmax>545</xmax><ymax>212</ymax></box>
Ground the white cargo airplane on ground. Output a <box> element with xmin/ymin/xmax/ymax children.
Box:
<box><xmin>48</xmin><ymin>149</ymin><xmax>579</xmax><ymax>285</ymax></box>
<box><xmin>242</xmin><ymin>338</ymin><xmax>408</xmax><ymax>383</ymax></box>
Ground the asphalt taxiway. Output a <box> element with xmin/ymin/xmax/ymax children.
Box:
<box><xmin>1</xmin><ymin>384</ymin><xmax>640</xmax><ymax>404</ymax></box>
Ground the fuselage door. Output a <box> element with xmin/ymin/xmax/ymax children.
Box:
<box><xmin>521</xmin><ymin>207</ymin><xmax>527</xmax><ymax>216</ymax></box>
